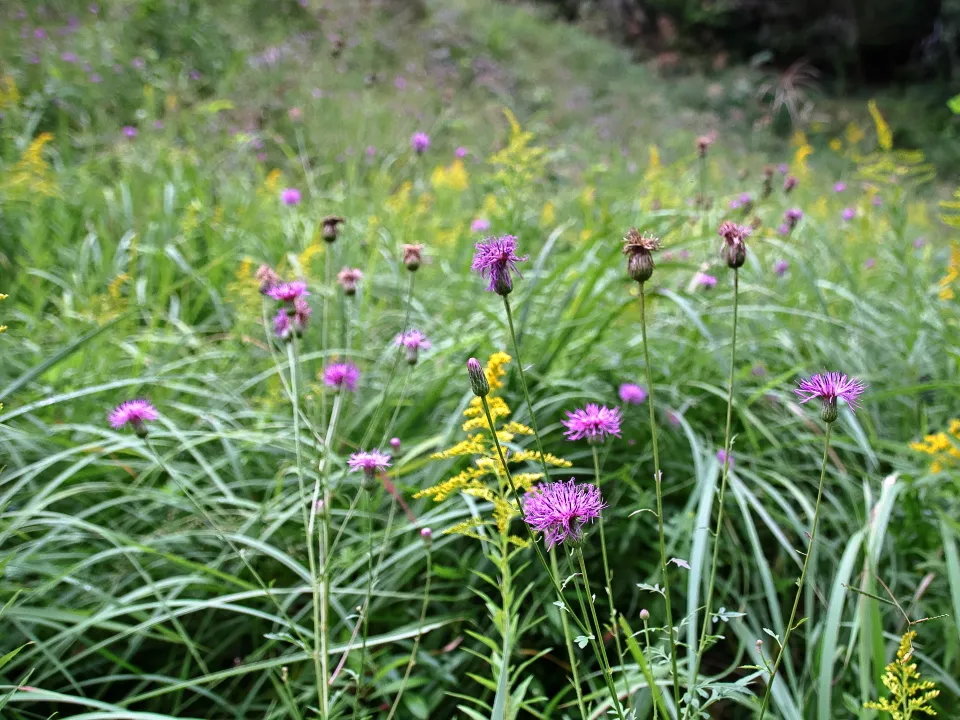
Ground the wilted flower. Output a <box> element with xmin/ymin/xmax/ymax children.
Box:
<box><xmin>470</xmin><ymin>218</ymin><xmax>490</xmax><ymax>233</ymax></box>
<box><xmin>281</xmin><ymin>188</ymin><xmax>301</xmax><ymax>206</ymax></box>
<box><xmin>266</xmin><ymin>281</ymin><xmax>309</xmax><ymax>303</ymax></box>
<box><xmin>471</xmin><ymin>235</ymin><xmax>528</xmax><ymax>295</ymax></box>
<box><xmin>402</xmin><ymin>243</ymin><xmax>424</xmax><ymax>271</ymax></box>
<box><xmin>524</xmin><ymin>479</ymin><xmax>606</xmax><ymax>549</ymax></box>
<box><xmin>109</xmin><ymin>399</ymin><xmax>159</xmax><ymax>437</ymax></box>
<box><xmin>324</xmin><ymin>362</ymin><xmax>360</xmax><ymax>392</ymax></box>
<box><xmin>255</xmin><ymin>264</ymin><xmax>281</xmax><ymax>294</ymax></box>
<box><xmin>694</xmin><ymin>271</ymin><xmax>717</xmax><ymax>289</ymax></box>
<box><xmin>775</xmin><ymin>259</ymin><xmax>789</xmax><ymax>277</ymax></box>
<box><xmin>795</xmin><ymin>372</ymin><xmax>866</xmax><ymax>422</ymax></box>
<box><xmin>467</xmin><ymin>357</ymin><xmax>489</xmax><ymax>397</ymax></box>
<box><xmin>395</xmin><ymin>330</ymin><xmax>431</xmax><ymax>364</ymax></box>
<box><xmin>563</xmin><ymin>404</ymin><xmax>623</xmax><ymax>444</ymax></box>
<box><xmin>619</xmin><ymin>383</ymin><xmax>647</xmax><ymax>405</ymax></box>
<box><xmin>718</xmin><ymin>221</ymin><xmax>749</xmax><ymax>269</ymax></box>
<box><xmin>717</xmin><ymin>448</ymin><xmax>734</xmax><ymax>468</ymax></box>
<box><xmin>411</xmin><ymin>132</ymin><xmax>430</xmax><ymax>153</ymax></box>
<box><xmin>622</xmin><ymin>228</ymin><xmax>661</xmax><ymax>283</ymax></box>
<box><xmin>321</xmin><ymin>215</ymin><xmax>344</xmax><ymax>242</ymax></box>
<box><xmin>337</xmin><ymin>268</ymin><xmax>363</xmax><ymax>295</ymax></box>
<box><xmin>348</xmin><ymin>449</ymin><xmax>391</xmax><ymax>476</ymax></box>
<box><xmin>842</xmin><ymin>208</ymin><xmax>855</xmax><ymax>222</ymax></box>
<box><xmin>122</xmin><ymin>126</ymin><xmax>138</xmax><ymax>139</ymax></box>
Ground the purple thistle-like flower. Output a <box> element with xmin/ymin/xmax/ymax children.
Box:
<box><xmin>717</xmin><ymin>448</ymin><xmax>734</xmax><ymax>468</ymax></box>
<box><xmin>619</xmin><ymin>383</ymin><xmax>647</xmax><ymax>405</ymax></box>
<box><xmin>411</xmin><ymin>132</ymin><xmax>430</xmax><ymax>153</ymax></box>
<box><xmin>348</xmin><ymin>449</ymin><xmax>391</xmax><ymax>475</ymax></box>
<box><xmin>109</xmin><ymin>399</ymin><xmax>159</xmax><ymax>436</ymax></box>
<box><xmin>390</xmin><ymin>437</ymin><xmax>401</xmax><ymax>450</ymax></box>
<box><xmin>273</xmin><ymin>309</ymin><xmax>293</xmax><ymax>339</ymax></box>
<box><xmin>775</xmin><ymin>259</ymin><xmax>789</xmax><ymax>276</ymax></box>
<box><xmin>324</xmin><ymin>362</ymin><xmax>360</xmax><ymax>392</ymax></box>
<box><xmin>834</xmin><ymin>181</ymin><xmax>846</xmax><ymax>193</ymax></box>
<box><xmin>455</xmin><ymin>146</ymin><xmax>468</xmax><ymax>158</ymax></box>
<box><xmin>471</xmin><ymin>218</ymin><xmax>490</xmax><ymax>233</ymax></box>
<box><xmin>785</xmin><ymin>208</ymin><xmax>803</xmax><ymax>227</ymax></box>
<box><xmin>842</xmin><ymin>207</ymin><xmax>855</xmax><ymax>222</ymax></box>
<box><xmin>293</xmin><ymin>297</ymin><xmax>311</xmax><ymax>329</ymax></box>
<box><xmin>563</xmin><ymin>403</ymin><xmax>623</xmax><ymax>444</ymax></box>
<box><xmin>795</xmin><ymin>372</ymin><xmax>867</xmax><ymax>422</ymax></box>
<box><xmin>266</xmin><ymin>281</ymin><xmax>309</xmax><ymax>302</ymax></box>
<box><xmin>471</xmin><ymin>235</ymin><xmax>528</xmax><ymax>295</ymax></box>
<box><xmin>395</xmin><ymin>329</ymin><xmax>431</xmax><ymax>365</ymax></box>
<box><xmin>281</xmin><ymin>188</ymin><xmax>301</xmax><ymax>206</ymax></box>
<box><xmin>337</xmin><ymin>268</ymin><xmax>363</xmax><ymax>295</ymax></box>
<box><xmin>694</xmin><ymin>271</ymin><xmax>717</xmax><ymax>289</ymax></box>
<box><xmin>122</xmin><ymin>126</ymin><xmax>137</xmax><ymax>138</ymax></box>
<box><xmin>524</xmin><ymin>479</ymin><xmax>606</xmax><ymax>549</ymax></box>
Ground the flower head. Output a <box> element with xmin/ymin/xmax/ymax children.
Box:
<box><xmin>471</xmin><ymin>218</ymin><xmax>490</xmax><ymax>233</ymax></box>
<box><xmin>785</xmin><ymin>208</ymin><xmax>803</xmax><ymax>227</ymax></box>
<box><xmin>266</xmin><ymin>281</ymin><xmax>309</xmax><ymax>302</ymax></box>
<box><xmin>795</xmin><ymin>372</ymin><xmax>867</xmax><ymax>422</ymax></box>
<box><xmin>718</xmin><ymin>221</ymin><xmax>749</xmax><ymax>268</ymax></box>
<box><xmin>390</xmin><ymin>437</ymin><xmax>401</xmax><ymax>450</ymax></box>
<box><xmin>524</xmin><ymin>479</ymin><xmax>606</xmax><ymax>549</ymax></box>
<box><xmin>109</xmin><ymin>399</ymin><xmax>159</xmax><ymax>437</ymax></box>
<box><xmin>122</xmin><ymin>126</ymin><xmax>138</xmax><ymax>139</ymax></box>
<box><xmin>694</xmin><ymin>271</ymin><xmax>717</xmax><ymax>289</ymax></box>
<box><xmin>420</xmin><ymin>527</ymin><xmax>433</xmax><ymax>544</ymax></box>
<box><xmin>293</xmin><ymin>297</ymin><xmax>311</xmax><ymax>329</ymax></box>
<box><xmin>411</xmin><ymin>132</ymin><xmax>430</xmax><ymax>153</ymax></box>
<box><xmin>471</xmin><ymin>235</ymin><xmax>528</xmax><ymax>295</ymax></box>
<box><xmin>281</xmin><ymin>188</ymin><xmax>301</xmax><ymax>206</ymax></box>
<box><xmin>255</xmin><ymin>264</ymin><xmax>281</xmax><ymax>294</ymax></box>
<box><xmin>467</xmin><ymin>357</ymin><xmax>489</xmax><ymax>397</ymax></box>
<box><xmin>842</xmin><ymin>207</ymin><xmax>855</xmax><ymax>222</ymax></box>
<box><xmin>324</xmin><ymin>362</ymin><xmax>360</xmax><ymax>392</ymax></box>
<box><xmin>775</xmin><ymin>259</ymin><xmax>789</xmax><ymax>277</ymax></box>
<box><xmin>563</xmin><ymin>403</ymin><xmax>623</xmax><ymax>444</ymax></box>
<box><xmin>622</xmin><ymin>228</ymin><xmax>661</xmax><ymax>283</ymax></box>
<box><xmin>348</xmin><ymin>449</ymin><xmax>391</xmax><ymax>476</ymax></box>
<box><xmin>337</xmin><ymin>268</ymin><xmax>363</xmax><ymax>295</ymax></box>
<box><xmin>833</xmin><ymin>181</ymin><xmax>846</xmax><ymax>193</ymax></box>
<box><xmin>321</xmin><ymin>215</ymin><xmax>344</xmax><ymax>242</ymax></box>
<box><xmin>784</xmin><ymin>175</ymin><xmax>798</xmax><ymax>192</ymax></box>
<box><xmin>402</xmin><ymin>243</ymin><xmax>424</xmax><ymax>271</ymax></box>
<box><xmin>696</xmin><ymin>134</ymin><xmax>714</xmax><ymax>158</ymax></box>
<box><xmin>395</xmin><ymin>330</ymin><xmax>431</xmax><ymax>364</ymax></box>
<box><xmin>717</xmin><ymin>448</ymin><xmax>734</xmax><ymax>468</ymax></box>
<box><xmin>273</xmin><ymin>308</ymin><xmax>293</xmax><ymax>339</ymax></box>
<box><xmin>619</xmin><ymin>383</ymin><xmax>647</xmax><ymax>405</ymax></box>
<box><xmin>455</xmin><ymin>146</ymin><xmax>468</xmax><ymax>158</ymax></box>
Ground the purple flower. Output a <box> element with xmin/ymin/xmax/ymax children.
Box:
<box><xmin>619</xmin><ymin>383</ymin><xmax>647</xmax><ymax>405</ymax></box>
<box><xmin>61</xmin><ymin>51</ymin><xmax>78</xmax><ymax>63</ymax></box>
<box><xmin>913</xmin><ymin>237</ymin><xmax>926</xmax><ymax>249</ymax></box>
<box><xmin>717</xmin><ymin>449</ymin><xmax>734</xmax><ymax>468</ymax></box>
<box><xmin>563</xmin><ymin>403</ymin><xmax>623</xmax><ymax>444</ymax></box>
<box><xmin>266</xmin><ymin>281</ymin><xmax>309</xmax><ymax>302</ymax></box>
<box><xmin>777</xmin><ymin>224</ymin><xmax>790</xmax><ymax>236</ymax></box>
<box><xmin>348</xmin><ymin>449</ymin><xmax>391</xmax><ymax>476</ymax></box>
<box><xmin>365</xmin><ymin>145</ymin><xmax>376</xmax><ymax>157</ymax></box>
<box><xmin>842</xmin><ymin>208</ymin><xmax>855</xmax><ymax>222</ymax></box>
<box><xmin>273</xmin><ymin>309</ymin><xmax>292</xmax><ymax>339</ymax></box>
<box><xmin>864</xmin><ymin>257</ymin><xmax>876</xmax><ymax>269</ymax></box>
<box><xmin>293</xmin><ymin>297</ymin><xmax>311</xmax><ymax>329</ymax></box>
<box><xmin>153</xmin><ymin>120</ymin><xmax>164</xmax><ymax>130</ymax></box>
<box><xmin>109</xmin><ymin>399</ymin><xmax>159</xmax><ymax>436</ymax></box>
<box><xmin>337</xmin><ymin>268</ymin><xmax>363</xmax><ymax>295</ymax></box>
<box><xmin>394</xmin><ymin>75</ymin><xmax>407</xmax><ymax>90</ymax></box>
<box><xmin>785</xmin><ymin>208</ymin><xmax>803</xmax><ymax>227</ymax></box>
<box><xmin>455</xmin><ymin>146</ymin><xmax>468</xmax><ymax>158</ymax></box>
<box><xmin>122</xmin><ymin>126</ymin><xmax>137</xmax><ymax>139</ymax></box>
<box><xmin>471</xmin><ymin>218</ymin><xmax>490</xmax><ymax>233</ymax></box>
<box><xmin>777</xmin><ymin>163</ymin><xmax>789</xmax><ymax>174</ymax></box>
<box><xmin>833</xmin><ymin>181</ymin><xmax>846</xmax><ymax>193</ymax></box>
<box><xmin>872</xmin><ymin>195</ymin><xmax>883</xmax><ymax>207</ymax></box>
<box><xmin>411</xmin><ymin>132</ymin><xmax>430</xmax><ymax>154</ymax></box>
<box><xmin>88</xmin><ymin>73</ymin><xmax>102</xmax><ymax>83</ymax></box>
<box><xmin>795</xmin><ymin>372</ymin><xmax>866</xmax><ymax>421</ymax></box>
<box><xmin>390</xmin><ymin>437</ymin><xmax>401</xmax><ymax>450</ymax></box>
<box><xmin>34</xmin><ymin>28</ymin><xmax>47</xmax><ymax>40</ymax></box>
<box><xmin>131</xmin><ymin>57</ymin><xmax>145</xmax><ymax>70</ymax></box>
<box><xmin>524</xmin><ymin>479</ymin><xmax>606</xmax><ymax>549</ymax></box>
<box><xmin>694</xmin><ymin>272</ymin><xmax>717</xmax><ymax>289</ymax></box>
<box><xmin>471</xmin><ymin>235</ymin><xmax>528</xmax><ymax>295</ymax></box>
<box><xmin>395</xmin><ymin>329</ymin><xmax>431</xmax><ymax>364</ymax></box>
<box><xmin>189</xmin><ymin>70</ymin><xmax>201</xmax><ymax>81</ymax></box>
<box><xmin>281</xmin><ymin>188</ymin><xmax>301</xmax><ymax>206</ymax></box>
<box><xmin>775</xmin><ymin>259</ymin><xmax>789</xmax><ymax>277</ymax></box>
<box><xmin>324</xmin><ymin>362</ymin><xmax>360</xmax><ymax>392</ymax></box>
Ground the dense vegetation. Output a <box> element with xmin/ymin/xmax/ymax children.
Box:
<box><xmin>1</xmin><ymin>1</ymin><xmax>959</xmax><ymax>718</ymax></box>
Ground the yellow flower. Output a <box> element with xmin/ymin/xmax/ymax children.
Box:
<box><xmin>793</xmin><ymin>143</ymin><xmax>814</xmax><ymax>177</ymax></box>
<box><xmin>868</xmin><ymin>99</ymin><xmax>893</xmax><ymax>151</ymax></box>
<box><xmin>644</xmin><ymin>145</ymin><xmax>661</xmax><ymax>181</ymax></box>
<box><xmin>845</xmin><ymin>121</ymin><xmax>865</xmax><ymax>145</ymax></box>
<box><xmin>829</xmin><ymin>138</ymin><xmax>843</xmax><ymax>152</ymax></box>
<box><xmin>3</xmin><ymin>133</ymin><xmax>58</xmax><ymax>200</ymax></box>
<box><xmin>540</xmin><ymin>202</ymin><xmax>556</xmax><ymax>226</ymax></box>
<box><xmin>430</xmin><ymin>159</ymin><xmax>469</xmax><ymax>191</ymax></box>
<box><xmin>864</xmin><ymin>630</ymin><xmax>939</xmax><ymax>718</ymax></box>
<box><xmin>0</xmin><ymin>76</ymin><xmax>20</xmax><ymax>111</ymax></box>
<box><xmin>261</xmin><ymin>169</ymin><xmax>282</xmax><ymax>197</ymax></box>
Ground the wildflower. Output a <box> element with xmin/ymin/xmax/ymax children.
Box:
<box><xmin>718</xmin><ymin>220</ymin><xmax>749</xmax><ymax>269</ymax></box>
<box><xmin>411</xmin><ymin>132</ymin><xmax>430</xmax><ymax>154</ymax></box>
<box><xmin>524</xmin><ymin>479</ymin><xmax>606</xmax><ymax>549</ymax></box>
<box><xmin>255</xmin><ymin>264</ymin><xmax>281</xmax><ymax>294</ymax></box>
<box><xmin>394</xmin><ymin>75</ymin><xmax>407</xmax><ymax>90</ymax></box>
<box><xmin>34</xmin><ymin>28</ymin><xmax>47</xmax><ymax>40</ymax></box>
<box><xmin>842</xmin><ymin>208</ymin><xmax>855</xmax><ymax>222</ymax></box>
<box><xmin>914</xmin><ymin>237</ymin><xmax>926</xmax><ymax>249</ymax></box>
<box><xmin>365</xmin><ymin>145</ymin><xmax>376</xmax><ymax>157</ymax></box>
<box><xmin>470</xmin><ymin>218</ymin><xmax>490</xmax><ymax>233</ymax></box>
<box><xmin>467</xmin><ymin>357</ymin><xmax>489</xmax><ymax>397</ymax></box>
<box><xmin>131</xmin><ymin>57</ymin><xmax>145</xmax><ymax>69</ymax></box>
<box><xmin>872</xmin><ymin>195</ymin><xmax>883</xmax><ymax>207</ymax></box>
<box><xmin>281</xmin><ymin>188</ymin><xmax>301</xmax><ymax>206</ymax></box>
<box><xmin>266</xmin><ymin>281</ymin><xmax>309</xmax><ymax>303</ymax></box>
<box><xmin>390</xmin><ymin>437</ymin><xmax>401</xmax><ymax>450</ymax></box>
<box><xmin>324</xmin><ymin>362</ymin><xmax>360</xmax><ymax>392</ymax></box>
<box><xmin>619</xmin><ymin>383</ymin><xmax>647</xmax><ymax>405</ymax></box>
<box><xmin>402</xmin><ymin>243</ymin><xmax>424</xmax><ymax>271</ymax></box>
<box><xmin>795</xmin><ymin>371</ymin><xmax>866</xmax><ymax>422</ymax></box>
<box><xmin>395</xmin><ymin>329</ymin><xmax>431</xmax><ymax>365</ymax></box>
<box><xmin>694</xmin><ymin>271</ymin><xmax>717</xmax><ymax>289</ymax></box>
<box><xmin>288</xmin><ymin>107</ymin><xmax>302</xmax><ymax>122</ymax></box>
<box><xmin>864</xmin><ymin>258</ymin><xmax>876</xmax><ymax>269</ymax></box>
<box><xmin>471</xmin><ymin>235</ymin><xmax>528</xmax><ymax>295</ymax></box>
<box><xmin>777</xmin><ymin>224</ymin><xmax>790</xmax><ymax>236</ymax></box>
<box><xmin>348</xmin><ymin>449</ymin><xmax>391</xmax><ymax>476</ymax></box>
<box><xmin>321</xmin><ymin>215</ymin><xmax>344</xmax><ymax>242</ymax></box>
<box><xmin>717</xmin><ymin>448</ymin><xmax>734</xmax><ymax>468</ymax></box>
<box><xmin>784</xmin><ymin>175</ymin><xmax>798</xmax><ymax>193</ymax></box>
<box><xmin>785</xmin><ymin>208</ymin><xmax>803</xmax><ymax>228</ymax></box>
<box><xmin>420</xmin><ymin>527</ymin><xmax>433</xmax><ymax>544</ymax></box>
<box><xmin>777</xmin><ymin>163</ymin><xmax>789</xmax><ymax>174</ymax></box>
<box><xmin>622</xmin><ymin>228</ymin><xmax>661</xmax><ymax>283</ymax></box>
<box><xmin>696</xmin><ymin>134</ymin><xmax>713</xmax><ymax>158</ymax></box>
<box><xmin>775</xmin><ymin>259</ymin><xmax>789</xmax><ymax>276</ymax></box>
<box><xmin>61</xmin><ymin>51</ymin><xmax>78</xmax><ymax>63</ymax></box>
<box><xmin>337</xmin><ymin>268</ymin><xmax>363</xmax><ymax>295</ymax></box>
<box><xmin>639</xmin><ymin>609</ymin><xmax>650</xmax><ymax>620</ymax></box>
<box><xmin>864</xmin><ymin>631</ymin><xmax>940</xmax><ymax>717</ymax></box>
<box><xmin>109</xmin><ymin>399</ymin><xmax>159</xmax><ymax>437</ymax></box>
<box><xmin>293</xmin><ymin>297</ymin><xmax>311</xmax><ymax>331</ymax></box>
<box><xmin>563</xmin><ymin>404</ymin><xmax>623</xmax><ymax>444</ymax></box>
<box><xmin>88</xmin><ymin>73</ymin><xmax>102</xmax><ymax>83</ymax></box>
<box><xmin>122</xmin><ymin>126</ymin><xmax>137</xmax><ymax>139</ymax></box>
<box><xmin>834</xmin><ymin>181</ymin><xmax>846</xmax><ymax>192</ymax></box>
<box><xmin>455</xmin><ymin>146</ymin><xmax>468</xmax><ymax>158</ymax></box>
<box><xmin>273</xmin><ymin>308</ymin><xmax>293</xmax><ymax>339</ymax></box>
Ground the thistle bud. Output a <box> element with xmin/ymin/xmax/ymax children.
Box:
<box><xmin>639</xmin><ymin>608</ymin><xmax>650</xmax><ymax>620</ymax></box>
<box><xmin>321</xmin><ymin>215</ymin><xmax>345</xmax><ymax>242</ymax></box>
<box><xmin>420</xmin><ymin>527</ymin><xmax>433</xmax><ymax>545</ymax></box>
<box><xmin>467</xmin><ymin>357</ymin><xmax>489</xmax><ymax>397</ymax></box>
<box><xmin>337</xmin><ymin>267</ymin><xmax>363</xmax><ymax>295</ymax></box>
<box><xmin>622</xmin><ymin>228</ymin><xmax>661</xmax><ymax>284</ymax></box>
<box><xmin>696</xmin><ymin>135</ymin><xmax>712</xmax><ymax>158</ymax></box>
<box><xmin>821</xmin><ymin>398</ymin><xmax>838</xmax><ymax>423</ymax></box>
<box><xmin>402</xmin><ymin>243</ymin><xmax>424</xmax><ymax>272</ymax></box>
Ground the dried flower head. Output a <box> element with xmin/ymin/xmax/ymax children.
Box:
<box><xmin>109</xmin><ymin>399</ymin><xmax>159</xmax><ymax>437</ymax></box>
<box><xmin>471</xmin><ymin>235</ymin><xmax>528</xmax><ymax>295</ymax></box>
<box><xmin>266</xmin><ymin>281</ymin><xmax>309</xmax><ymax>303</ymax></box>
<box><xmin>337</xmin><ymin>268</ymin><xmax>363</xmax><ymax>295</ymax></box>
<box><xmin>402</xmin><ymin>243</ymin><xmax>424</xmax><ymax>271</ymax></box>
<box><xmin>321</xmin><ymin>215</ymin><xmax>345</xmax><ymax>242</ymax></box>
<box><xmin>395</xmin><ymin>329</ymin><xmax>431</xmax><ymax>365</ymax></box>
<box><xmin>622</xmin><ymin>228</ymin><xmax>661</xmax><ymax>283</ymax></box>
<box><xmin>718</xmin><ymin>221</ymin><xmax>750</xmax><ymax>269</ymax></box>
<box><xmin>562</xmin><ymin>404</ymin><xmax>623</xmax><ymax>444</ymax></box>
<box><xmin>619</xmin><ymin>383</ymin><xmax>647</xmax><ymax>405</ymax></box>
<box><xmin>255</xmin><ymin>264</ymin><xmax>281</xmax><ymax>294</ymax></box>
<box><xmin>524</xmin><ymin>479</ymin><xmax>606</xmax><ymax>549</ymax></box>
<box><xmin>466</xmin><ymin>357</ymin><xmax>489</xmax><ymax>397</ymax></box>
<box><xmin>324</xmin><ymin>362</ymin><xmax>360</xmax><ymax>392</ymax></box>
<box><xmin>795</xmin><ymin>372</ymin><xmax>866</xmax><ymax>422</ymax></box>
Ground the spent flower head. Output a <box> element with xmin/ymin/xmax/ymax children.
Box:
<box><xmin>622</xmin><ymin>228</ymin><xmax>661</xmax><ymax>283</ymax></box>
<box><xmin>524</xmin><ymin>479</ymin><xmax>606</xmax><ymax>549</ymax></box>
<box><xmin>471</xmin><ymin>235</ymin><xmax>528</xmax><ymax>295</ymax></box>
<box><xmin>321</xmin><ymin>215</ymin><xmax>345</xmax><ymax>242</ymax></box>
<box><xmin>337</xmin><ymin>268</ymin><xmax>363</xmax><ymax>295</ymax></box>
<box><xmin>562</xmin><ymin>403</ymin><xmax>623</xmax><ymax>444</ymax></box>
<box><xmin>324</xmin><ymin>362</ymin><xmax>360</xmax><ymax>392</ymax></box>
<box><xmin>718</xmin><ymin>220</ymin><xmax>750</xmax><ymax>269</ymax></box>
<box><xmin>795</xmin><ymin>372</ymin><xmax>866</xmax><ymax>422</ymax></box>
<box><xmin>402</xmin><ymin>243</ymin><xmax>424</xmax><ymax>271</ymax></box>
<box><xmin>109</xmin><ymin>399</ymin><xmax>158</xmax><ymax>437</ymax></box>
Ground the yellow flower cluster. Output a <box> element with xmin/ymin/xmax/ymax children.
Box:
<box><xmin>3</xmin><ymin>133</ymin><xmax>59</xmax><ymax>200</ymax></box>
<box><xmin>937</xmin><ymin>246</ymin><xmax>959</xmax><ymax>301</ymax></box>
<box><xmin>0</xmin><ymin>76</ymin><xmax>19</xmax><ymax>112</ymax></box>
<box><xmin>864</xmin><ymin>631</ymin><xmax>940</xmax><ymax>718</ymax></box>
<box><xmin>910</xmin><ymin>419</ymin><xmax>960</xmax><ymax>473</ymax></box>
<box><xmin>416</xmin><ymin>352</ymin><xmax>571</xmax><ymax>544</ymax></box>
<box><xmin>489</xmin><ymin>108</ymin><xmax>547</xmax><ymax>188</ymax></box>
<box><xmin>430</xmin><ymin>159</ymin><xmax>469</xmax><ymax>192</ymax></box>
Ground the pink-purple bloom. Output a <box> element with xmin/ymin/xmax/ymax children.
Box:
<box><xmin>411</xmin><ymin>132</ymin><xmax>430</xmax><ymax>153</ymax></box>
<box><xmin>266</xmin><ymin>281</ymin><xmax>309</xmax><ymax>302</ymax></box>
<box><xmin>717</xmin><ymin>448</ymin><xmax>734</xmax><ymax>468</ymax></box>
<box><xmin>390</xmin><ymin>437</ymin><xmax>401</xmax><ymax>450</ymax></box>
<box><xmin>109</xmin><ymin>399</ymin><xmax>159</xmax><ymax>435</ymax></box>
<box><xmin>273</xmin><ymin>309</ymin><xmax>292</xmax><ymax>339</ymax></box>
<box><xmin>795</xmin><ymin>372</ymin><xmax>866</xmax><ymax>421</ymax></box>
<box><xmin>122</xmin><ymin>126</ymin><xmax>137</xmax><ymax>138</ymax></box>
<box><xmin>562</xmin><ymin>404</ymin><xmax>622</xmax><ymax>443</ymax></box>
<box><xmin>395</xmin><ymin>329</ymin><xmax>431</xmax><ymax>364</ymax></box>
<box><xmin>785</xmin><ymin>208</ymin><xmax>803</xmax><ymax>227</ymax></box>
<box><xmin>694</xmin><ymin>271</ymin><xmax>717</xmax><ymax>289</ymax></box>
<box><xmin>524</xmin><ymin>479</ymin><xmax>606</xmax><ymax>549</ymax></box>
<box><xmin>471</xmin><ymin>218</ymin><xmax>490</xmax><ymax>233</ymax></box>
<box><xmin>348</xmin><ymin>449</ymin><xmax>392</xmax><ymax>475</ymax></box>
<box><xmin>619</xmin><ymin>383</ymin><xmax>647</xmax><ymax>405</ymax></box>
<box><xmin>455</xmin><ymin>146</ymin><xmax>468</xmax><ymax>158</ymax></box>
<box><xmin>281</xmin><ymin>188</ymin><xmax>301</xmax><ymax>206</ymax></box>
<box><xmin>324</xmin><ymin>362</ymin><xmax>360</xmax><ymax>392</ymax></box>
<box><xmin>842</xmin><ymin>208</ymin><xmax>855</xmax><ymax>222</ymax></box>
<box><xmin>833</xmin><ymin>181</ymin><xmax>846</xmax><ymax>193</ymax></box>
<box><xmin>775</xmin><ymin>259</ymin><xmax>789</xmax><ymax>276</ymax></box>
<box><xmin>471</xmin><ymin>235</ymin><xmax>528</xmax><ymax>295</ymax></box>
<box><xmin>864</xmin><ymin>257</ymin><xmax>876</xmax><ymax>269</ymax></box>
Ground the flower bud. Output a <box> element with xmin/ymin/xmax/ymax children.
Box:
<box><xmin>402</xmin><ymin>243</ymin><xmax>424</xmax><ymax>272</ymax></box>
<box><xmin>390</xmin><ymin>437</ymin><xmax>401</xmax><ymax>450</ymax></box>
<box><xmin>321</xmin><ymin>215</ymin><xmax>345</xmax><ymax>242</ymax></box>
<box><xmin>404</xmin><ymin>345</ymin><xmax>419</xmax><ymax>365</ymax></box>
<box><xmin>718</xmin><ymin>221</ymin><xmax>750</xmax><ymax>269</ymax></box>
<box><xmin>696</xmin><ymin>135</ymin><xmax>712</xmax><ymax>158</ymax></box>
<box><xmin>420</xmin><ymin>527</ymin><xmax>432</xmax><ymax>545</ymax></box>
<box><xmin>132</xmin><ymin>420</ymin><xmax>149</xmax><ymax>439</ymax></box>
<box><xmin>467</xmin><ymin>357</ymin><xmax>489</xmax><ymax>397</ymax></box>
<box><xmin>784</xmin><ymin>175</ymin><xmax>798</xmax><ymax>193</ymax></box>
<box><xmin>639</xmin><ymin>608</ymin><xmax>650</xmax><ymax>620</ymax></box>
<box><xmin>337</xmin><ymin>268</ymin><xmax>363</xmax><ymax>295</ymax></box>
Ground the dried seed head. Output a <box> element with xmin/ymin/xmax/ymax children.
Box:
<box><xmin>622</xmin><ymin>228</ymin><xmax>661</xmax><ymax>283</ymax></box>
<box><xmin>718</xmin><ymin>221</ymin><xmax>750</xmax><ymax>269</ymax></box>
<box><xmin>402</xmin><ymin>243</ymin><xmax>424</xmax><ymax>271</ymax></box>
<box><xmin>321</xmin><ymin>215</ymin><xmax>345</xmax><ymax>242</ymax></box>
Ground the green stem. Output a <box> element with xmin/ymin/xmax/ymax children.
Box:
<box><xmin>688</xmin><ymin>268</ymin><xmax>739</xmax><ymax>716</ymax></box>
<box><xmin>385</xmin><ymin>544</ymin><xmax>432</xmax><ymax>720</ymax></box>
<box><xmin>320</xmin><ymin>245</ymin><xmax>333</xmax><ymax>438</ymax></box>
<box><xmin>288</xmin><ymin>340</ymin><xmax>327</xmax><ymax>714</ymax></box>
<box><xmin>757</xmin><ymin>422</ymin><xmax>832</xmax><ymax>719</ymax></box>
<box><xmin>352</xmin><ymin>486</ymin><xmax>374</xmax><ymax>719</ymax></box>
<box><xmin>642</xmin><ymin>616</ymin><xmax>657</xmax><ymax>720</ymax></box>
<box><xmin>593</xmin><ymin>445</ymin><xmax>630</xmax><ymax>709</ymax></box>
<box><xmin>639</xmin><ymin>281</ymin><xmax>681</xmax><ymax>710</ymax></box>
<box><xmin>551</xmin><ymin>548</ymin><xmax>588</xmax><ymax>720</ymax></box>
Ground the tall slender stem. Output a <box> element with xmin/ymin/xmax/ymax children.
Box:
<box><xmin>385</xmin><ymin>545</ymin><xmax>432</xmax><ymax>720</ymax></box>
<box><xmin>639</xmin><ymin>281</ymin><xmax>681</xmax><ymax>710</ymax></box>
<box><xmin>352</xmin><ymin>486</ymin><xmax>374</xmax><ymax>719</ymax></box>
<box><xmin>320</xmin><ymin>246</ymin><xmax>333</xmax><ymax>437</ymax></box>
<box><xmin>593</xmin><ymin>445</ymin><xmax>630</xmax><ymax>709</ymax></box>
<box><xmin>758</xmin><ymin>421</ymin><xmax>832</xmax><ymax>719</ymax></box>
<box><xmin>551</xmin><ymin>548</ymin><xmax>588</xmax><ymax>720</ymax></box>
<box><xmin>288</xmin><ymin>340</ymin><xmax>327</xmax><ymax>714</ymax></box>
<box><xmin>641</xmin><ymin>615</ymin><xmax>658</xmax><ymax>720</ymax></box>
<box><xmin>688</xmin><ymin>269</ymin><xmax>739</xmax><ymax>715</ymax></box>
